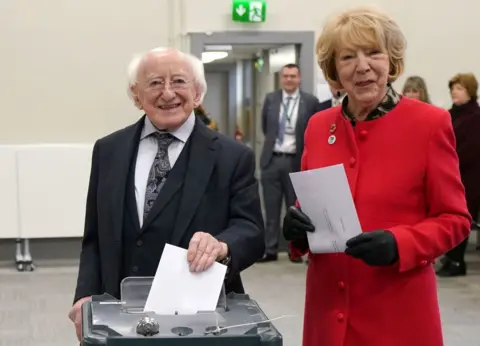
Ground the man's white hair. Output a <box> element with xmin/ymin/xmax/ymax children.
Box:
<box><xmin>126</xmin><ymin>47</ymin><xmax>207</xmax><ymax>103</ymax></box>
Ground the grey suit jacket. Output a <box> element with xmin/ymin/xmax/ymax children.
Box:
<box><xmin>260</xmin><ymin>90</ymin><xmax>322</xmax><ymax>172</ymax></box>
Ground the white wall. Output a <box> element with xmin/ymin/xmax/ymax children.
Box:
<box><xmin>0</xmin><ymin>0</ymin><xmax>171</xmax><ymax>144</ymax></box>
<box><xmin>1</xmin><ymin>0</ymin><xmax>479</xmax><ymax>144</ymax></box>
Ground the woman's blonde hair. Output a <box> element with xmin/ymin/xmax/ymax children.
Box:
<box><xmin>402</xmin><ymin>76</ymin><xmax>431</xmax><ymax>103</ymax></box>
<box><xmin>316</xmin><ymin>6</ymin><xmax>406</xmax><ymax>87</ymax></box>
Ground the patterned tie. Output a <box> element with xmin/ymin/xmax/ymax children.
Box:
<box><xmin>278</xmin><ymin>96</ymin><xmax>292</xmax><ymax>144</ymax></box>
<box><xmin>143</xmin><ymin>132</ymin><xmax>175</xmax><ymax>220</ymax></box>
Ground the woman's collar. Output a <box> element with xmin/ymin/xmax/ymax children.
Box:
<box><xmin>342</xmin><ymin>85</ymin><xmax>401</xmax><ymax>123</ymax></box>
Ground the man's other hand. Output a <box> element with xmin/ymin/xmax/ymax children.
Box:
<box><xmin>68</xmin><ymin>296</ymin><xmax>91</xmax><ymax>341</ymax></box>
<box><xmin>187</xmin><ymin>232</ymin><xmax>228</xmax><ymax>272</ymax></box>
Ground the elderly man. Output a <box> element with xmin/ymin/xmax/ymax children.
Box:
<box><xmin>68</xmin><ymin>47</ymin><xmax>265</xmax><ymax>341</ymax></box>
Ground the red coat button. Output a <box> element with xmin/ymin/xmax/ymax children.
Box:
<box><xmin>337</xmin><ymin>313</ymin><xmax>344</xmax><ymax>322</ymax></box>
<box><xmin>349</xmin><ymin>157</ymin><xmax>356</xmax><ymax>167</ymax></box>
<box><xmin>359</xmin><ymin>130</ymin><xmax>368</xmax><ymax>138</ymax></box>
<box><xmin>338</xmin><ymin>281</ymin><xmax>345</xmax><ymax>290</ymax></box>
<box><xmin>420</xmin><ymin>260</ymin><xmax>428</xmax><ymax>266</ymax></box>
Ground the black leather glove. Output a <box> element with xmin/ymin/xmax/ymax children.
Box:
<box><xmin>283</xmin><ymin>206</ymin><xmax>315</xmax><ymax>250</ymax></box>
<box><xmin>344</xmin><ymin>230</ymin><xmax>399</xmax><ymax>266</ymax></box>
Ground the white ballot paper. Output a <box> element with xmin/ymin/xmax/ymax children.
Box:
<box><xmin>289</xmin><ymin>164</ymin><xmax>362</xmax><ymax>253</ymax></box>
<box><xmin>144</xmin><ymin>244</ymin><xmax>227</xmax><ymax>315</ymax></box>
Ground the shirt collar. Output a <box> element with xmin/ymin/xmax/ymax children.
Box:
<box><xmin>140</xmin><ymin>111</ymin><xmax>195</xmax><ymax>143</ymax></box>
<box><xmin>342</xmin><ymin>85</ymin><xmax>402</xmax><ymax>123</ymax></box>
<box><xmin>282</xmin><ymin>88</ymin><xmax>300</xmax><ymax>100</ymax></box>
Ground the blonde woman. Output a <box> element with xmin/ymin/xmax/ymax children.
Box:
<box><xmin>402</xmin><ymin>75</ymin><xmax>431</xmax><ymax>103</ymax></box>
<box><xmin>283</xmin><ymin>6</ymin><xmax>470</xmax><ymax>346</ymax></box>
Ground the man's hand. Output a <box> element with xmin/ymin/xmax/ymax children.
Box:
<box><xmin>68</xmin><ymin>296</ymin><xmax>91</xmax><ymax>341</ymax></box>
<box><xmin>345</xmin><ymin>230</ymin><xmax>399</xmax><ymax>266</ymax></box>
<box><xmin>187</xmin><ymin>232</ymin><xmax>228</xmax><ymax>272</ymax></box>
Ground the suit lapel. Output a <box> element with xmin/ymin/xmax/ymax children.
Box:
<box><xmin>297</xmin><ymin>92</ymin><xmax>306</xmax><ymax>121</ymax></box>
<box><xmin>109</xmin><ymin>116</ymin><xmax>145</xmax><ymax>244</ymax></box>
<box><xmin>271</xmin><ymin>91</ymin><xmax>282</xmax><ymax>135</ymax></box>
<box><xmin>170</xmin><ymin>120</ymin><xmax>218</xmax><ymax>246</ymax></box>
<box><xmin>296</xmin><ymin>93</ymin><xmax>307</xmax><ymax>137</ymax></box>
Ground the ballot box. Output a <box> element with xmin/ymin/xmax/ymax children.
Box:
<box><xmin>81</xmin><ymin>277</ymin><xmax>283</xmax><ymax>346</ymax></box>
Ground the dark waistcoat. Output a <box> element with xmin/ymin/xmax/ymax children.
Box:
<box><xmin>121</xmin><ymin>139</ymin><xmax>191</xmax><ymax>280</ymax></box>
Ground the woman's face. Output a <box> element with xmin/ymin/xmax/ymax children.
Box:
<box><xmin>404</xmin><ymin>89</ymin><xmax>421</xmax><ymax>100</ymax></box>
<box><xmin>335</xmin><ymin>46</ymin><xmax>390</xmax><ymax>108</ymax></box>
<box><xmin>450</xmin><ymin>83</ymin><xmax>470</xmax><ymax>105</ymax></box>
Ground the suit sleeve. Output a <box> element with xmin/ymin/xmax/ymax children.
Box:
<box><xmin>73</xmin><ymin>141</ymin><xmax>102</xmax><ymax>304</ymax></box>
<box><xmin>313</xmin><ymin>96</ymin><xmax>324</xmax><ymax>114</ymax></box>
<box><xmin>389</xmin><ymin>111</ymin><xmax>472</xmax><ymax>273</ymax></box>
<box><xmin>288</xmin><ymin>121</ymin><xmax>311</xmax><ymax>259</ymax></box>
<box><xmin>215</xmin><ymin>148</ymin><xmax>265</xmax><ymax>279</ymax></box>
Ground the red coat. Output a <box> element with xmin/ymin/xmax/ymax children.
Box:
<box><xmin>291</xmin><ymin>98</ymin><xmax>471</xmax><ymax>346</ymax></box>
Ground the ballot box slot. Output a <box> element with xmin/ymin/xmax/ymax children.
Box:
<box><xmin>171</xmin><ymin>326</ymin><xmax>194</xmax><ymax>336</ymax></box>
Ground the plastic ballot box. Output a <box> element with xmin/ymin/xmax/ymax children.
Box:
<box><xmin>81</xmin><ymin>277</ymin><xmax>283</xmax><ymax>346</ymax></box>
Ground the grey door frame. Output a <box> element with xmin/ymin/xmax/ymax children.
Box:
<box><xmin>189</xmin><ymin>31</ymin><xmax>316</xmax><ymax>94</ymax></box>
<box><xmin>203</xmin><ymin>63</ymin><xmax>237</xmax><ymax>136</ymax></box>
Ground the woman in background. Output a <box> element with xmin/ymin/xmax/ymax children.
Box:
<box><xmin>437</xmin><ymin>73</ymin><xmax>480</xmax><ymax>277</ymax></box>
<box><xmin>402</xmin><ymin>75</ymin><xmax>431</xmax><ymax>103</ymax></box>
<box><xmin>194</xmin><ymin>104</ymin><xmax>218</xmax><ymax>131</ymax></box>
<box><xmin>194</xmin><ymin>105</ymin><xmax>244</xmax><ymax>142</ymax></box>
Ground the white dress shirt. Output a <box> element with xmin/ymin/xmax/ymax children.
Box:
<box><xmin>134</xmin><ymin>112</ymin><xmax>195</xmax><ymax>227</ymax></box>
<box><xmin>274</xmin><ymin>88</ymin><xmax>300</xmax><ymax>154</ymax></box>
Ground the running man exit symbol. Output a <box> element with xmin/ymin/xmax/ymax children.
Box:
<box><xmin>232</xmin><ymin>0</ymin><xmax>267</xmax><ymax>23</ymax></box>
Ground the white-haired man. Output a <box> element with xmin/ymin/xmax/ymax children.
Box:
<box><xmin>68</xmin><ymin>48</ymin><xmax>265</xmax><ymax>341</ymax></box>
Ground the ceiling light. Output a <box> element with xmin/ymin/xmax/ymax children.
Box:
<box><xmin>202</xmin><ymin>51</ymin><xmax>229</xmax><ymax>64</ymax></box>
<box><xmin>204</xmin><ymin>45</ymin><xmax>233</xmax><ymax>51</ymax></box>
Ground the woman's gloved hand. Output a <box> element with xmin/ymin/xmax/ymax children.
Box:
<box><xmin>345</xmin><ymin>230</ymin><xmax>399</xmax><ymax>266</ymax></box>
<box><xmin>283</xmin><ymin>206</ymin><xmax>315</xmax><ymax>250</ymax></box>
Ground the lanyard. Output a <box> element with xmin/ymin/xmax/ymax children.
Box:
<box><xmin>282</xmin><ymin>96</ymin><xmax>299</xmax><ymax>124</ymax></box>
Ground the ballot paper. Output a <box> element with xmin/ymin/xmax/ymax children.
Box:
<box><xmin>144</xmin><ymin>244</ymin><xmax>227</xmax><ymax>315</ymax></box>
<box><xmin>289</xmin><ymin>164</ymin><xmax>362</xmax><ymax>253</ymax></box>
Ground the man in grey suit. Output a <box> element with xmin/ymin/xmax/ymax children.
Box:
<box><xmin>258</xmin><ymin>63</ymin><xmax>322</xmax><ymax>263</ymax></box>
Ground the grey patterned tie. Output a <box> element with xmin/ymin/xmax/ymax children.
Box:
<box><xmin>143</xmin><ymin>132</ymin><xmax>175</xmax><ymax>221</ymax></box>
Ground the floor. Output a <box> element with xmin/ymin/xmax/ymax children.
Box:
<box><xmin>0</xmin><ymin>241</ymin><xmax>479</xmax><ymax>346</ymax></box>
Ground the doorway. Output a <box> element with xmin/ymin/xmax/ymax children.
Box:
<box><xmin>190</xmin><ymin>31</ymin><xmax>315</xmax><ymax>254</ymax></box>
<box><xmin>190</xmin><ymin>31</ymin><xmax>315</xmax><ymax>162</ymax></box>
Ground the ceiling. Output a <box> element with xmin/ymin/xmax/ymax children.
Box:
<box><xmin>203</xmin><ymin>44</ymin><xmax>280</xmax><ymax>65</ymax></box>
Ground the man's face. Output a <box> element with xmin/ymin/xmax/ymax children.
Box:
<box><xmin>280</xmin><ymin>67</ymin><xmax>301</xmax><ymax>93</ymax></box>
<box><xmin>131</xmin><ymin>52</ymin><xmax>201</xmax><ymax>130</ymax></box>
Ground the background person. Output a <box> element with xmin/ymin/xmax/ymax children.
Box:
<box><xmin>194</xmin><ymin>104</ymin><xmax>218</xmax><ymax>131</ymax></box>
<box><xmin>258</xmin><ymin>63</ymin><xmax>322</xmax><ymax>263</ymax></box>
<box><xmin>437</xmin><ymin>73</ymin><xmax>480</xmax><ymax>277</ymax></box>
<box><xmin>402</xmin><ymin>75</ymin><xmax>431</xmax><ymax>103</ymax></box>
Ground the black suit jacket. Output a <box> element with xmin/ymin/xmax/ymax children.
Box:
<box><xmin>260</xmin><ymin>90</ymin><xmax>322</xmax><ymax>172</ymax></box>
<box><xmin>73</xmin><ymin>116</ymin><xmax>265</xmax><ymax>303</ymax></box>
<box><xmin>318</xmin><ymin>99</ymin><xmax>333</xmax><ymax>111</ymax></box>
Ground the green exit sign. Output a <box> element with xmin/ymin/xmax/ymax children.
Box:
<box><xmin>232</xmin><ymin>0</ymin><xmax>267</xmax><ymax>23</ymax></box>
